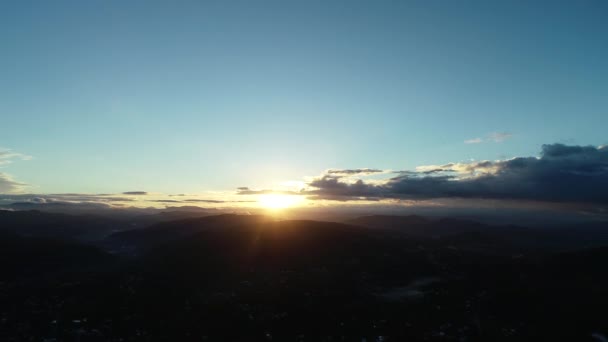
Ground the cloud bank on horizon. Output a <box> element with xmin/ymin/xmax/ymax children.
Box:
<box><xmin>301</xmin><ymin>143</ymin><xmax>608</xmax><ymax>204</ymax></box>
<box><xmin>2</xmin><ymin>143</ymin><xmax>608</xmax><ymax>218</ymax></box>
<box><xmin>238</xmin><ymin>143</ymin><xmax>608</xmax><ymax>208</ymax></box>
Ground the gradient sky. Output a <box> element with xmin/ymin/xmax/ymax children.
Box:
<box><xmin>1</xmin><ymin>0</ymin><xmax>607</xmax><ymax>195</ymax></box>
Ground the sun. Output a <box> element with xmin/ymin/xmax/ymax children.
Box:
<box><xmin>258</xmin><ymin>194</ymin><xmax>303</xmax><ymax>209</ymax></box>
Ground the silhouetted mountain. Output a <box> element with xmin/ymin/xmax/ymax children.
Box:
<box><xmin>144</xmin><ymin>219</ymin><xmax>433</xmax><ymax>277</ymax></box>
<box><xmin>346</xmin><ymin>214</ymin><xmax>430</xmax><ymax>228</ymax></box>
<box><xmin>547</xmin><ymin>245</ymin><xmax>608</xmax><ymax>277</ymax></box>
<box><xmin>107</xmin><ymin>214</ymin><xmax>275</xmax><ymax>253</ymax></box>
<box><xmin>0</xmin><ymin>209</ymin><xmax>122</xmax><ymax>241</ymax></box>
<box><xmin>0</xmin><ymin>233</ymin><xmax>112</xmax><ymax>279</ymax></box>
<box><xmin>347</xmin><ymin>214</ymin><xmax>608</xmax><ymax>252</ymax></box>
<box><xmin>346</xmin><ymin>214</ymin><xmax>493</xmax><ymax>238</ymax></box>
<box><xmin>2</xmin><ymin>213</ymin><xmax>608</xmax><ymax>340</ymax></box>
<box><xmin>120</xmin><ymin>210</ymin><xmax>220</xmax><ymax>229</ymax></box>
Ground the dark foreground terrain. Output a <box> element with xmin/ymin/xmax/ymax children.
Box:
<box><xmin>1</xmin><ymin>210</ymin><xmax>608</xmax><ymax>341</ymax></box>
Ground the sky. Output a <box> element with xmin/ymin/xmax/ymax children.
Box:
<box><xmin>1</xmin><ymin>1</ymin><xmax>607</xmax><ymax>214</ymax></box>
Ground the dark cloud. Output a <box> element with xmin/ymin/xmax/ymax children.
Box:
<box><xmin>304</xmin><ymin>144</ymin><xmax>608</xmax><ymax>204</ymax></box>
<box><xmin>123</xmin><ymin>191</ymin><xmax>148</xmax><ymax>195</ymax></box>
<box><xmin>541</xmin><ymin>143</ymin><xmax>602</xmax><ymax>158</ymax></box>
<box><xmin>235</xmin><ymin>169</ymin><xmax>384</xmax><ymax>196</ymax></box>
<box><xmin>306</xmin><ymin>176</ymin><xmax>383</xmax><ymax>201</ymax></box>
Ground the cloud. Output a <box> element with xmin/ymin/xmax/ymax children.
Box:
<box><xmin>415</xmin><ymin>161</ymin><xmax>500</xmax><ymax>176</ymax></box>
<box><xmin>0</xmin><ymin>194</ymin><xmax>136</xmax><ymax>206</ymax></box>
<box><xmin>303</xmin><ymin>143</ymin><xmax>608</xmax><ymax>204</ymax></box>
<box><xmin>325</xmin><ymin>168</ymin><xmax>384</xmax><ymax>176</ymax></box>
<box><xmin>488</xmin><ymin>132</ymin><xmax>512</xmax><ymax>142</ymax></box>
<box><xmin>0</xmin><ymin>194</ymin><xmax>129</xmax><ymax>212</ymax></box>
<box><xmin>153</xmin><ymin>199</ymin><xmax>256</xmax><ymax>204</ymax></box>
<box><xmin>0</xmin><ymin>191</ymin><xmax>257</xmax><ymax>213</ymax></box>
<box><xmin>184</xmin><ymin>199</ymin><xmax>256</xmax><ymax>203</ymax></box>
<box><xmin>236</xmin><ymin>187</ymin><xmax>300</xmax><ymax>195</ymax></box>
<box><xmin>122</xmin><ymin>191</ymin><xmax>148</xmax><ymax>195</ymax></box>
<box><xmin>0</xmin><ymin>149</ymin><xmax>31</xmax><ymax>193</ymax></box>
<box><xmin>184</xmin><ymin>199</ymin><xmax>226</xmax><ymax>203</ymax></box>
<box><xmin>0</xmin><ymin>148</ymin><xmax>32</xmax><ymax>194</ymax></box>
<box><xmin>236</xmin><ymin>169</ymin><xmax>389</xmax><ymax>197</ymax></box>
<box><xmin>464</xmin><ymin>138</ymin><xmax>483</xmax><ymax>144</ymax></box>
<box><xmin>8</xmin><ymin>200</ymin><xmax>114</xmax><ymax>211</ymax></box>
<box><xmin>464</xmin><ymin>132</ymin><xmax>512</xmax><ymax>144</ymax></box>
<box><xmin>0</xmin><ymin>172</ymin><xmax>27</xmax><ymax>193</ymax></box>
<box><xmin>305</xmin><ymin>175</ymin><xmax>382</xmax><ymax>201</ymax></box>
<box><xmin>0</xmin><ymin>148</ymin><xmax>32</xmax><ymax>166</ymax></box>
<box><xmin>47</xmin><ymin>194</ymin><xmax>136</xmax><ymax>202</ymax></box>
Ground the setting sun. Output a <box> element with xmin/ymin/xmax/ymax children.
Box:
<box><xmin>258</xmin><ymin>194</ymin><xmax>303</xmax><ymax>209</ymax></box>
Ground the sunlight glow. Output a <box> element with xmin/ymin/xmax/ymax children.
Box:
<box><xmin>258</xmin><ymin>194</ymin><xmax>303</xmax><ymax>209</ymax></box>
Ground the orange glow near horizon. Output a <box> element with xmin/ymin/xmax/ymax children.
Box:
<box><xmin>258</xmin><ymin>194</ymin><xmax>304</xmax><ymax>209</ymax></box>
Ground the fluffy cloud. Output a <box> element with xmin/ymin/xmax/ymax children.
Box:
<box><xmin>303</xmin><ymin>144</ymin><xmax>608</xmax><ymax>204</ymax></box>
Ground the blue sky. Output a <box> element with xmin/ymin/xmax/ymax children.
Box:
<box><xmin>1</xmin><ymin>0</ymin><xmax>607</xmax><ymax>196</ymax></box>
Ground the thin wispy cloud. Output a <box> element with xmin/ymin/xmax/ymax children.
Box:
<box><xmin>325</xmin><ymin>169</ymin><xmax>384</xmax><ymax>176</ymax></box>
<box><xmin>236</xmin><ymin>187</ymin><xmax>300</xmax><ymax>196</ymax></box>
<box><xmin>0</xmin><ymin>148</ymin><xmax>31</xmax><ymax>166</ymax></box>
<box><xmin>0</xmin><ymin>148</ymin><xmax>31</xmax><ymax>193</ymax></box>
<box><xmin>0</xmin><ymin>192</ymin><xmax>255</xmax><ymax>213</ymax></box>
<box><xmin>488</xmin><ymin>132</ymin><xmax>512</xmax><ymax>142</ymax></box>
<box><xmin>465</xmin><ymin>132</ymin><xmax>513</xmax><ymax>144</ymax></box>
<box><xmin>464</xmin><ymin>138</ymin><xmax>483</xmax><ymax>144</ymax></box>
<box><xmin>152</xmin><ymin>198</ymin><xmax>255</xmax><ymax>204</ymax></box>
<box><xmin>0</xmin><ymin>173</ymin><xmax>27</xmax><ymax>193</ymax></box>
